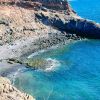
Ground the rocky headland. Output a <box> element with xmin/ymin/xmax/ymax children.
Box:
<box><xmin>0</xmin><ymin>0</ymin><xmax>99</xmax><ymax>60</ymax></box>
<box><xmin>0</xmin><ymin>0</ymin><xmax>76</xmax><ymax>61</ymax></box>
<box><xmin>0</xmin><ymin>0</ymin><xmax>100</xmax><ymax>100</ymax></box>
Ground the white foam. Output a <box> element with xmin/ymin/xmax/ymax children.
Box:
<box><xmin>28</xmin><ymin>50</ymin><xmax>46</xmax><ymax>58</ymax></box>
<box><xmin>45</xmin><ymin>58</ymin><xmax>60</xmax><ymax>72</ymax></box>
<box><xmin>27</xmin><ymin>45</ymin><xmax>60</xmax><ymax>58</ymax></box>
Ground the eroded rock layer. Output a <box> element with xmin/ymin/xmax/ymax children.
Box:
<box><xmin>0</xmin><ymin>0</ymin><xmax>99</xmax><ymax>60</ymax></box>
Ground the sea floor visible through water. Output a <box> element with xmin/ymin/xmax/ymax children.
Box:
<box><xmin>5</xmin><ymin>39</ymin><xmax>100</xmax><ymax>100</ymax></box>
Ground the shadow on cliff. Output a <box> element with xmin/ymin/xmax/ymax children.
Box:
<box><xmin>35</xmin><ymin>13</ymin><xmax>100</xmax><ymax>39</ymax></box>
<box><xmin>1</xmin><ymin>0</ymin><xmax>99</xmax><ymax>39</ymax></box>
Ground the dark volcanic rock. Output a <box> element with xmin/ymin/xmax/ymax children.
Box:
<box><xmin>36</xmin><ymin>12</ymin><xmax>100</xmax><ymax>38</ymax></box>
<box><xmin>61</xmin><ymin>19</ymin><xmax>100</xmax><ymax>38</ymax></box>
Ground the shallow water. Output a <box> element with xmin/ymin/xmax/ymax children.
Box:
<box><xmin>5</xmin><ymin>40</ymin><xmax>100</xmax><ymax>100</ymax></box>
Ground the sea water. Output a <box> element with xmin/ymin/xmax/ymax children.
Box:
<box><xmin>69</xmin><ymin>0</ymin><xmax>100</xmax><ymax>23</ymax></box>
<box><xmin>1</xmin><ymin>0</ymin><xmax>100</xmax><ymax>100</ymax></box>
<box><xmin>7</xmin><ymin>40</ymin><xmax>100</xmax><ymax>100</ymax></box>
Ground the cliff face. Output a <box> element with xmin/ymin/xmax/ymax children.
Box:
<box><xmin>0</xmin><ymin>77</ymin><xmax>35</xmax><ymax>100</ymax></box>
<box><xmin>0</xmin><ymin>0</ymin><xmax>100</xmax><ymax>60</ymax></box>
<box><xmin>37</xmin><ymin>13</ymin><xmax>100</xmax><ymax>38</ymax></box>
<box><xmin>0</xmin><ymin>0</ymin><xmax>99</xmax><ymax>40</ymax></box>
<box><xmin>0</xmin><ymin>0</ymin><xmax>75</xmax><ymax>45</ymax></box>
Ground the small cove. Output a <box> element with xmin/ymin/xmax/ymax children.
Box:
<box><xmin>3</xmin><ymin>39</ymin><xmax>100</xmax><ymax>100</ymax></box>
<box><xmin>0</xmin><ymin>0</ymin><xmax>100</xmax><ymax>100</ymax></box>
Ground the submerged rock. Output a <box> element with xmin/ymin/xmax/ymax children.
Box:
<box><xmin>25</xmin><ymin>57</ymin><xmax>60</xmax><ymax>71</ymax></box>
<box><xmin>25</xmin><ymin>58</ymin><xmax>47</xmax><ymax>69</ymax></box>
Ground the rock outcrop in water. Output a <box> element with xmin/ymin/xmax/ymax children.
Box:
<box><xmin>0</xmin><ymin>77</ymin><xmax>35</xmax><ymax>100</ymax></box>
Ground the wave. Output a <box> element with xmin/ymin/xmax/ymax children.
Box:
<box><xmin>44</xmin><ymin>58</ymin><xmax>60</xmax><ymax>72</ymax></box>
<box><xmin>28</xmin><ymin>50</ymin><xmax>47</xmax><ymax>58</ymax></box>
<box><xmin>27</xmin><ymin>45</ymin><xmax>60</xmax><ymax>58</ymax></box>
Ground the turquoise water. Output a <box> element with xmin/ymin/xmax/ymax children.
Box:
<box><xmin>8</xmin><ymin>40</ymin><xmax>100</xmax><ymax>100</ymax></box>
<box><xmin>69</xmin><ymin>0</ymin><xmax>100</xmax><ymax>22</ymax></box>
<box><xmin>1</xmin><ymin>0</ymin><xmax>100</xmax><ymax>100</ymax></box>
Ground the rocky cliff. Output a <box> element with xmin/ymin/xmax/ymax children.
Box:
<box><xmin>0</xmin><ymin>0</ymin><xmax>99</xmax><ymax>44</ymax></box>
<box><xmin>0</xmin><ymin>77</ymin><xmax>35</xmax><ymax>100</ymax></box>
<box><xmin>36</xmin><ymin>13</ymin><xmax>100</xmax><ymax>38</ymax></box>
<box><xmin>0</xmin><ymin>0</ymin><xmax>76</xmax><ymax>59</ymax></box>
<box><xmin>0</xmin><ymin>1</ymin><xmax>100</xmax><ymax>99</ymax></box>
<box><xmin>0</xmin><ymin>0</ymin><xmax>99</xmax><ymax>59</ymax></box>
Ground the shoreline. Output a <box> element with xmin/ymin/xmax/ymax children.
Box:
<box><xmin>0</xmin><ymin>35</ymin><xmax>84</xmax><ymax>80</ymax></box>
<box><xmin>0</xmin><ymin>32</ymin><xmax>82</xmax><ymax>64</ymax></box>
<box><xmin>27</xmin><ymin>38</ymin><xmax>82</xmax><ymax>59</ymax></box>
